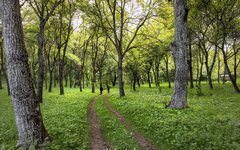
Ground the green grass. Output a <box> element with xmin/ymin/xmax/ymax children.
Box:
<box><xmin>109</xmin><ymin>82</ymin><xmax>240</xmax><ymax>150</ymax></box>
<box><xmin>1</xmin><ymin>82</ymin><xmax>240</xmax><ymax>149</ymax></box>
<box><xmin>95</xmin><ymin>95</ymin><xmax>142</xmax><ymax>150</ymax></box>
<box><xmin>0</xmin><ymin>85</ymin><xmax>17</xmax><ymax>150</ymax></box>
<box><xmin>0</xmin><ymin>86</ymin><xmax>96</xmax><ymax>150</ymax></box>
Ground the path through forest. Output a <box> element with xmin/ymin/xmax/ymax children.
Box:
<box><xmin>87</xmin><ymin>94</ymin><xmax>159</xmax><ymax>150</ymax></box>
<box><xmin>87</xmin><ymin>96</ymin><xmax>109</xmax><ymax>150</ymax></box>
<box><xmin>104</xmin><ymin>95</ymin><xmax>159</xmax><ymax>150</ymax></box>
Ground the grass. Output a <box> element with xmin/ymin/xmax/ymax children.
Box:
<box><xmin>1</xmin><ymin>82</ymin><xmax>240</xmax><ymax>149</ymax></box>
<box><xmin>0</xmin><ymin>85</ymin><xmax>96</xmax><ymax>150</ymax></box>
<box><xmin>109</xmin><ymin>82</ymin><xmax>240</xmax><ymax>150</ymax></box>
<box><xmin>95</xmin><ymin>96</ymin><xmax>142</xmax><ymax>150</ymax></box>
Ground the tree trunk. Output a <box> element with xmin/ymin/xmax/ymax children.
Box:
<box><xmin>0</xmin><ymin>0</ymin><xmax>49</xmax><ymax>148</ymax></box>
<box><xmin>198</xmin><ymin>50</ymin><xmax>204</xmax><ymax>85</ymax></box>
<box><xmin>112</xmin><ymin>71</ymin><xmax>117</xmax><ymax>86</ymax></box>
<box><xmin>137</xmin><ymin>77</ymin><xmax>141</xmax><ymax>87</ymax></box>
<box><xmin>59</xmin><ymin>59</ymin><xmax>64</xmax><ymax>95</ymax></box>
<box><xmin>165</xmin><ymin>57</ymin><xmax>171</xmax><ymax>88</ymax></box>
<box><xmin>37</xmin><ymin>25</ymin><xmax>45</xmax><ymax>103</ymax></box>
<box><xmin>205</xmin><ymin>59</ymin><xmax>213</xmax><ymax>90</ymax></box>
<box><xmin>133</xmin><ymin>77</ymin><xmax>136</xmax><ymax>91</ymax></box>
<box><xmin>4</xmin><ymin>69</ymin><xmax>10</xmax><ymax>95</ymax></box>
<box><xmin>48</xmin><ymin>68</ymin><xmax>53</xmax><ymax>92</ymax></box>
<box><xmin>154</xmin><ymin>62</ymin><xmax>160</xmax><ymax>87</ymax></box>
<box><xmin>188</xmin><ymin>32</ymin><xmax>194</xmax><ymax>89</ymax></box>
<box><xmin>217</xmin><ymin>48</ymin><xmax>221</xmax><ymax>84</ymax></box>
<box><xmin>91</xmin><ymin>72</ymin><xmax>96</xmax><ymax>93</ymax></box>
<box><xmin>79</xmin><ymin>74</ymin><xmax>83</xmax><ymax>92</ymax></box>
<box><xmin>147</xmin><ymin>70</ymin><xmax>152</xmax><ymax>88</ymax></box>
<box><xmin>221</xmin><ymin>48</ymin><xmax>240</xmax><ymax>93</ymax></box>
<box><xmin>169</xmin><ymin>0</ymin><xmax>189</xmax><ymax>109</ymax></box>
<box><xmin>118</xmin><ymin>56</ymin><xmax>125</xmax><ymax>97</ymax></box>
<box><xmin>65</xmin><ymin>72</ymin><xmax>68</xmax><ymax>88</ymax></box>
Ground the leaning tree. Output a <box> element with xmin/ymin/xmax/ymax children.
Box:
<box><xmin>0</xmin><ymin>0</ymin><xmax>49</xmax><ymax>148</ymax></box>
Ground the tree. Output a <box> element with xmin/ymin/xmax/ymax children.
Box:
<box><xmin>207</xmin><ymin>0</ymin><xmax>240</xmax><ymax>93</ymax></box>
<box><xmin>169</xmin><ymin>0</ymin><xmax>189</xmax><ymax>108</ymax></box>
<box><xmin>0</xmin><ymin>0</ymin><xmax>49</xmax><ymax>148</ymax></box>
<box><xmin>93</xmin><ymin>0</ymin><xmax>152</xmax><ymax>97</ymax></box>
<box><xmin>54</xmin><ymin>0</ymin><xmax>74</xmax><ymax>95</ymax></box>
<box><xmin>29</xmin><ymin>0</ymin><xmax>64</xmax><ymax>102</ymax></box>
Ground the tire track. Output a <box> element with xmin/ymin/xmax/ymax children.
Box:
<box><xmin>104</xmin><ymin>95</ymin><xmax>159</xmax><ymax>150</ymax></box>
<box><xmin>87</xmin><ymin>96</ymin><xmax>109</xmax><ymax>150</ymax></box>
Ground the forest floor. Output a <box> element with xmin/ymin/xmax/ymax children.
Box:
<box><xmin>87</xmin><ymin>96</ymin><xmax>109</xmax><ymax>149</ymax></box>
<box><xmin>1</xmin><ymin>82</ymin><xmax>240</xmax><ymax>149</ymax></box>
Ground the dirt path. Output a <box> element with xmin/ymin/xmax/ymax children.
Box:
<box><xmin>87</xmin><ymin>96</ymin><xmax>109</xmax><ymax>150</ymax></box>
<box><xmin>104</xmin><ymin>95</ymin><xmax>159</xmax><ymax>150</ymax></box>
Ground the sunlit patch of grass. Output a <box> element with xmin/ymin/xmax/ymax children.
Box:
<box><xmin>96</xmin><ymin>95</ymin><xmax>142</xmax><ymax>149</ymax></box>
<box><xmin>0</xmin><ymin>85</ymin><xmax>17</xmax><ymax>149</ymax></box>
<box><xmin>109</xmin><ymin>82</ymin><xmax>240</xmax><ymax>150</ymax></box>
<box><xmin>0</xmin><ymin>85</ymin><xmax>96</xmax><ymax>150</ymax></box>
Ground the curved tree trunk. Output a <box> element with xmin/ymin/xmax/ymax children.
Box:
<box><xmin>169</xmin><ymin>0</ymin><xmax>189</xmax><ymax>109</ymax></box>
<box><xmin>0</xmin><ymin>0</ymin><xmax>49</xmax><ymax>148</ymax></box>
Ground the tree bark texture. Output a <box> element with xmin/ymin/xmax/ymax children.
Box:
<box><xmin>169</xmin><ymin>0</ymin><xmax>189</xmax><ymax>109</ymax></box>
<box><xmin>118</xmin><ymin>56</ymin><xmax>125</xmax><ymax>96</ymax></box>
<box><xmin>37</xmin><ymin>26</ymin><xmax>44</xmax><ymax>102</ymax></box>
<box><xmin>0</xmin><ymin>0</ymin><xmax>49</xmax><ymax>148</ymax></box>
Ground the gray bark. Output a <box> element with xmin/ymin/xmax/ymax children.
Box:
<box><xmin>37</xmin><ymin>26</ymin><xmax>44</xmax><ymax>102</ymax></box>
<box><xmin>0</xmin><ymin>0</ymin><xmax>49</xmax><ymax>148</ymax></box>
<box><xmin>118</xmin><ymin>55</ymin><xmax>125</xmax><ymax>96</ymax></box>
<box><xmin>169</xmin><ymin>0</ymin><xmax>189</xmax><ymax>109</ymax></box>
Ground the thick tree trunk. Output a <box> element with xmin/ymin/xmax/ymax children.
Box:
<box><xmin>0</xmin><ymin>0</ymin><xmax>49</xmax><ymax>148</ymax></box>
<box><xmin>169</xmin><ymin>0</ymin><xmax>189</xmax><ymax>109</ymax></box>
<box><xmin>118</xmin><ymin>56</ymin><xmax>125</xmax><ymax>97</ymax></box>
